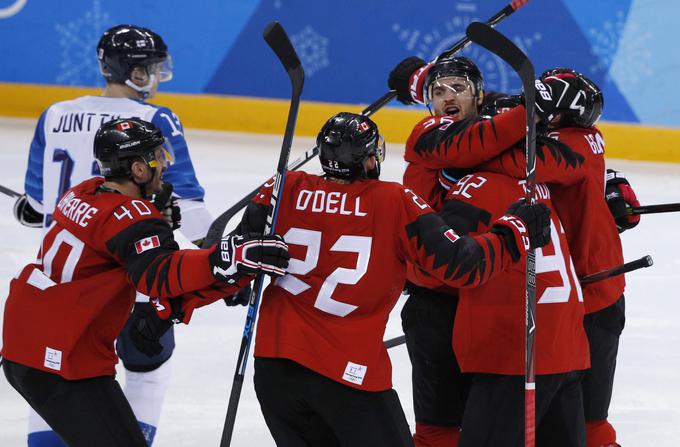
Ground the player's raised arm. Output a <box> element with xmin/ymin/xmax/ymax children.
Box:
<box><xmin>397</xmin><ymin>186</ymin><xmax>551</xmax><ymax>288</ymax></box>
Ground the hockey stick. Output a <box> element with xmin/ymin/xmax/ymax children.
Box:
<box><xmin>203</xmin><ymin>146</ymin><xmax>317</xmax><ymax>246</ymax></box>
<box><xmin>362</xmin><ymin>0</ymin><xmax>530</xmax><ymax>117</ymax></box>
<box><xmin>202</xmin><ymin>0</ymin><xmax>531</xmax><ymax>247</ymax></box>
<box><xmin>384</xmin><ymin>256</ymin><xmax>655</xmax><ymax>350</ymax></box>
<box><xmin>0</xmin><ymin>184</ymin><xmax>21</xmax><ymax>199</ymax></box>
<box><xmin>384</xmin><ymin>334</ymin><xmax>406</xmax><ymax>349</ymax></box>
<box><xmin>580</xmin><ymin>255</ymin><xmax>653</xmax><ymax>285</ymax></box>
<box><xmin>629</xmin><ymin>203</ymin><xmax>680</xmax><ymax>215</ymax></box>
<box><xmin>219</xmin><ymin>22</ymin><xmax>304</xmax><ymax>447</ymax></box>
<box><xmin>466</xmin><ymin>21</ymin><xmax>538</xmax><ymax>446</ymax></box>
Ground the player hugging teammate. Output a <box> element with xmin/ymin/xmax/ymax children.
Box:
<box><xmin>386</xmin><ymin>49</ymin><xmax>640</xmax><ymax>446</ymax></box>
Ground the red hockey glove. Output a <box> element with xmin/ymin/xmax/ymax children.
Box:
<box><xmin>388</xmin><ymin>56</ymin><xmax>427</xmax><ymax>105</ymax></box>
<box><xmin>605</xmin><ymin>169</ymin><xmax>640</xmax><ymax>233</ymax></box>
<box><xmin>409</xmin><ymin>63</ymin><xmax>433</xmax><ymax>105</ymax></box>
<box><xmin>491</xmin><ymin>200</ymin><xmax>551</xmax><ymax>261</ymax></box>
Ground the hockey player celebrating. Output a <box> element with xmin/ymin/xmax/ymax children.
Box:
<box><xmin>386</xmin><ymin>55</ymin><xmax>587</xmax><ymax>446</ymax></box>
<box><xmin>388</xmin><ymin>55</ymin><xmax>528</xmax><ymax>446</ymax></box>
<box><xmin>389</xmin><ymin>56</ymin><xmax>532</xmax><ymax>211</ymax></box>
<box><xmin>429</xmin><ymin>169</ymin><xmax>589</xmax><ymax>447</ymax></box>
<box><xmin>1</xmin><ymin>118</ymin><xmax>290</xmax><ymax>447</ymax></box>
<box><xmin>10</xmin><ymin>24</ymin><xmax>213</xmax><ymax>444</ymax></box>
<box><xmin>478</xmin><ymin>68</ymin><xmax>641</xmax><ymax>447</ymax></box>
<box><xmin>235</xmin><ymin>112</ymin><xmax>551</xmax><ymax>446</ymax></box>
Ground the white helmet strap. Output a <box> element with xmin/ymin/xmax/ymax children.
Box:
<box><xmin>125</xmin><ymin>73</ymin><xmax>157</xmax><ymax>99</ymax></box>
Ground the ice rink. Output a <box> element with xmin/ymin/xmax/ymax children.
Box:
<box><xmin>0</xmin><ymin>116</ymin><xmax>678</xmax><ymax>446</ymax></box>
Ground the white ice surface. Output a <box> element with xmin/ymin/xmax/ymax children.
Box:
<box><xmin>0</xmin><ymin>117</ymin><xmax>678</xmax><ymax>446</ymax></box>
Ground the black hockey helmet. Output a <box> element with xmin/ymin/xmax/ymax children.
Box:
<box><xmin>480</xmin><ymin>93</ymin><xmax>523</xmax><ymax>118</ymax></box>
<box><xmin>94</xmin><ymin>118</ymin><xmax>169</xmax><ymax>180</ymax></box>
<box><xmin>423</xmin><ymin>56</ymin><xmax>484</xmax><ymax>105</ymax></box>
<box><xmin>540</xmin><ymin>67</ymin><xmax>603</xmax><ymax>128</ymax></box>
<box><xmin>97</xmin><ymin>25</ymin><xmax>172</xmax><ymax>93</ymax></box>
<box><xmin>317</xmin><ymin>112</ymin><xmax>385</xmax><ymax>180</ymax></box>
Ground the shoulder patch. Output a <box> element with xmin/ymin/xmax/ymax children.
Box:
<box><xmin>134</xmin><ymin>235</ymin><xmax>161</xmax><ymax>254</ymax></box>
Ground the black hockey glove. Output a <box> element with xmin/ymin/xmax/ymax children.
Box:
<box><xmin>492</xmin><ymin>200</ymin><xmax>551</xmax><ymax>261</ymax></box>
<box><xmin>388</xmin><ymin>56</ymin><xmax>427</xmax><ymax>105</ymax></box>
<box><xmin>152</xmin><ymin>183</ymin><xmax>181</xmax><ymax>230</ymax></box>
<box><xmin>534</xmin><ymin>77</ymin><xmax>585</xmax><ymax>126</ymax></box>
<box><xmin>223</xmin><ymin>282</ymin><xmax>252</xmax><ymax>307</ymax></box>
<box><xmin>209</xmin><ymin>233</ymin><xmax>290</xmax><ymax>284</ymax></box>
<box><xmin>128</xmin><ymin>301</ymin><xmax>179</xmax><ymax>357</ymax></box>
<box><xmin>13</xmin><ymin>194</ymin><xmax>43</xmax><ymax>228</ymax></box>
<box><xmin>605</xmin><ymin>169</ymin><xmax>641</xmax><ymax>233</ymax></box>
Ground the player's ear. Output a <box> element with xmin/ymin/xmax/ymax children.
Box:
<box><xmin>477</xmin><ymin>91</ymin><xmax>485</xmax><ymax>107</ymax></box>
<box><xmin>130</xmin><ymin>66</ymin><xmax>148</xmax><ymax>84</ymax></box>
<box><xmin>130</xmin><ymin>159</ymin><xmax>150</xmax><ymax>181</ymax></box>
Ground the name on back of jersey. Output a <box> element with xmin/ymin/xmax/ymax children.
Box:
<box><xmin>295</xmin><ymin>189</ymin><xmax>367</xmax><ymax>217</ymax></box>
<box><xmin>56</xmin><ymin>191</ymin><xmax>99</xmax><ymax>227</ymax></box>
<box><xmin>52</xmin><ymin>112</ymin><xmax>123</xmax><ymax>133</ymax></box>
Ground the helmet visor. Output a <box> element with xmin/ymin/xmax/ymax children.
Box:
<box><xmin>428</xmin><ymin>77</ymin><xmax>475</xmax><ymax>103</ymax></box>
<box><xmin>148</xmin><ymin>55</ymin><xmax>173</xmax><ymax>83</ymax></box>
<box><xmin>148</xmin><ymin>142</ymin><xmax>174</xmax><ymax>169</ymax></box>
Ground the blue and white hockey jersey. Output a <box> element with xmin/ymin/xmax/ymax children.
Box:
<box><xmin>23</xmin><ymin>95</ymin><xmax>211</xmax><ymax>242</ymax></box>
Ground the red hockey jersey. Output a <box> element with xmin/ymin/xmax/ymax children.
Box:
<box><xmin>479</xmin><ymin>126</ymin><xmax>625</xmax><ymax>313</ymax></box>
<box><xmin>437</xmin><ymin>172</ymin><xmax>590</xmax><ymax>375</ymax></box>
<box><xmin>403</xmin><ymin>105</ymin><xmax>528</xmax><ymax>213</ymax></box>
<box><xmin>2</xmin><ymin>177</ymin><xmax>241</xmax><ymax>379</ymax></box>
<box><xmin>247</xmin><ymin>171</ymin><xmax>522</xmax><ymax>391</ymax></box>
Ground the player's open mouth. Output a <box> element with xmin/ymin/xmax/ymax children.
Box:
<box><xmin>445</xmin><ymin>105</ymin><xmax>460</xmax><ymax>116</ymax></box>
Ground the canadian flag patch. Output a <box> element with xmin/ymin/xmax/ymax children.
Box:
<box><xmin>135</xmin><ymin>235</ymin><xmax>160</xmax><ymax>254</ymax></box>
<box><xmin>444</xmin><ymin>229</ymin><xmax>460</xmax><ymax>243</ymax></box>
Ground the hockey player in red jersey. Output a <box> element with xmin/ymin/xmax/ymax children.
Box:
<box><xmin>10</xmin><ymin>24</ymin><xmax>221</xmax><ymax>445</ymax></box>
<box><xmin>432</xmin><ymin>175</ymin><xmax>590</xmax><ymax>446</ymax></box>
<box><xmin>1</xmin><ymin>118</ymin><xmax>290</xmax><ymax>447</ymax></box>
<box><xmin>389</xmin><ymin>56</ymin><xmax>531</xmax><ymax>212</ymax></box>
<box><xmin>478</xmin><ymin>69</ymin><xmax>641</xmax><ymax>447</ymax></box>
<box><xmin>387</xmin><ymin>55</ymin><xmax>587</xmax><ymax>446</ymax></box>
<box><xmin>237</xmin><ymin>112</ymin><xmax>551</xmax><ymax>446</ymax></box>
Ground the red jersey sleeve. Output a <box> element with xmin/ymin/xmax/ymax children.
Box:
<box><xmin>397</xmin><ymin>186</ymin><xmax>515</xmax><ymax>288</ymax></box>
<box><xmin>90</xmin><ymin>196</ymin><xmax>231</xmax><ymax>298</ymax></box>
<box><xmin>170</xmin><ymin>276</ymin><xmax>252</xmax><ymax>323</ymax></box>
<box><xmin>478</xmin><ymin>132</ymin><xmax>586</xmax><ymax>185</ymax></box>
<box><xmin>403</xmin><ymin>105</ymin><xmax>527</xmax><ymax>169</ymax></box>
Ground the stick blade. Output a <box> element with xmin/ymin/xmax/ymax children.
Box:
<box><xmin>263</xmin><ymin>21</ymin><xmax>304</xmax><ymax>87</ymax></box>
<box><xmin>465</xmin><ymin>22</ymin><xmax>534</xmax><ymax>88</ymax></box>
<box><xmin>466</xmin><ymin>20</ymin><xmax>536</xmax><ymax>181</ymax></box>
